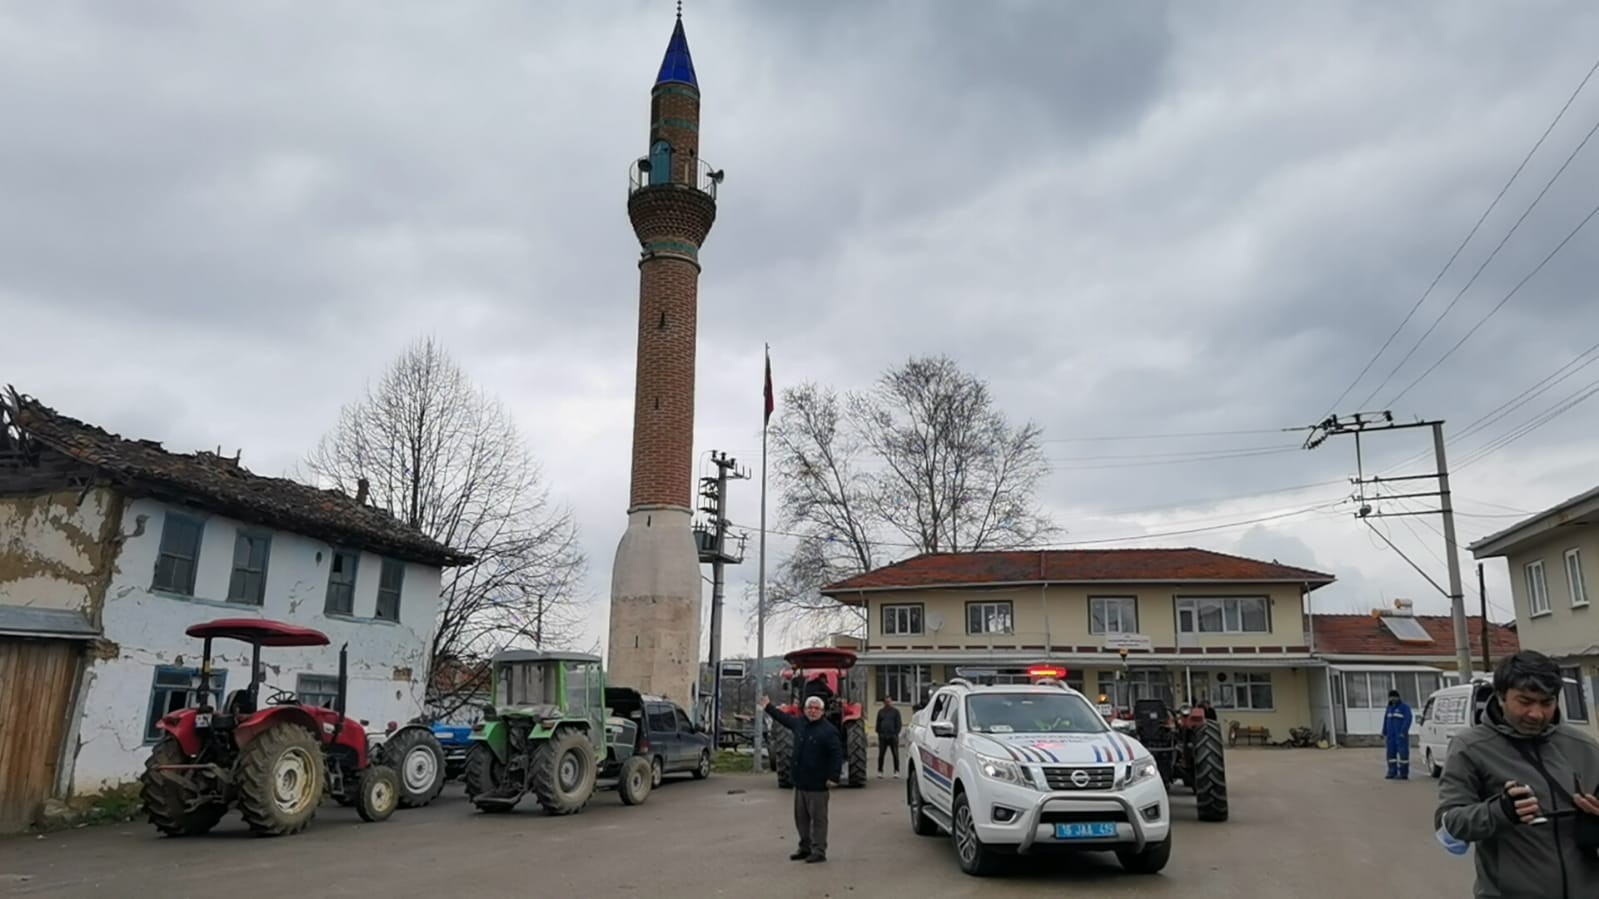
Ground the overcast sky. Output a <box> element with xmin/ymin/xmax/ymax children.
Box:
<box><xmin>5</xmin><ymin>1</ymin><xmax>1599</xmax><ymax>660</ymax></box>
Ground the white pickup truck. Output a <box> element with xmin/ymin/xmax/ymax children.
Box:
<box><xmin>905</xmin><ymin>674</ymin><xmax>1172</xmax><ymax>876</ymax></box>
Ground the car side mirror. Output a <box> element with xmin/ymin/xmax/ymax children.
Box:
<box><xmin>930</xmin><ymin>720</ymin><xmax>956</xmax><ymax>738</ymax></box>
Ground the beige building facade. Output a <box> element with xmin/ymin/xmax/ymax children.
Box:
<box><xmin>1470</xmin><ymin>483</ymin><xmax>1599</xmax><ymax>741</ymax></box>
<box><xmin>822</xmin><ymin>549</ymin><xmax>1336</xmax><ymax>745</ymax></box>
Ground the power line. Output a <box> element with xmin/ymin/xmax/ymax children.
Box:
<box><xmin>1321</xmin><ymin>54</ymin><xmax>1599</xmax><ymax>418</ymax></box>
<box><xmin>1047</xmin><ymin>445</ymin><xmax>1302</xmax><ymax>471</ymax></box>
<box><xmin>1043</xmin><ymin>426</ymin><xmax>1307</xmax><ymax>443</ymax></box>
<box><xmin>1384</xmin><ymin>197</ymin><xmax>1599</xmax><ymax>407</ymax></box>
<box><xmin>1455</xmin><ymin>373</ymin><xmax>1599</xmax><ymax>471</ymax></box>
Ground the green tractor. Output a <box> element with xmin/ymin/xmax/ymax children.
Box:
<box><xmin>463</xmin><ymin>649</ymin><xmax>654</xmax><ymax>815</ymax></box>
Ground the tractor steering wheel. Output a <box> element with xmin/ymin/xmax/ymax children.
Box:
<box><xmin>267</xmin><ymin>687</ymin><xmax>299</xmax><ymax>706</ymax></box>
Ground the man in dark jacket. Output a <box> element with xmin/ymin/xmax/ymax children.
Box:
<box><xmin>761</xmin><ymin>693</ymin><xmax>843</xmax><ymax>863</ymax></box>
<box><xmin>1435</xmin><ymin>651</ymin><xmax>1599</xmax><ymax>898</ymax></box>
<box><xmin>876</xmin><ymin>697</ymin><xmax>902</xmax><ymax>778</ymax></box>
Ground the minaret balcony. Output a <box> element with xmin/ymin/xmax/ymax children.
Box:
<box><xmin>629</xmin><ymin>156</ymin><xmax>724</xmax><ymax>202</ymax></box>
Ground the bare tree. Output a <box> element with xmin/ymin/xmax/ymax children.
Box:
<box><xmin>747</xmin><ymin>354</ymin><xmax>1058</xmax><ymax>641</ymax></box>
<box><xmin>304</xmin><ymin>336</ymin><xmax>587</xmax><ymax>716</ymax></box>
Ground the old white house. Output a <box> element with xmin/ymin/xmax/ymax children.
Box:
<box><xmin>0</xmin><ymin>390</ymin><xmax>472</xmax><ymax>831</ymax></box>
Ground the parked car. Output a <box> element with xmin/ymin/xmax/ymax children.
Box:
<box><xmin>1419</xmin><ymin>673</ymin><xmax>1576</xmax><ymax>778</ymax></box>
<box><xmin>604</xmin><ymin>687</ymin><xmax>713</xmax><ymax>786</ymax></box>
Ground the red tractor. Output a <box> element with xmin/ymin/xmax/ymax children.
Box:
<box><xmin>767</xmin><ymin>648</ymin><xmax>868</xmax><ymax>788</ymax></box>
<box><xmin>138</xmin><ymin>618</ymin><xmax>401</xmax><ymax>837</ymax></box>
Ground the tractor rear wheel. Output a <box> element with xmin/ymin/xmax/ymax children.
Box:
<box><xmin>531</xmin><ymin>728</ymin><xmax>597</xmax><ymax>816</ymax></box>
<box><xmin>236</xmin><ymin>722</ymin><xmax>325</xmax><ymax>836</ymax></box>
<box><xmin>1190</xmin><ymin>719</ymin><xmax>1229</xmax><ymax>822</ymax></box>
<box><xmin>618</xmin><ymin>755</ymin><xmax>652</xmax><ymax>806</ymax></box>
<box><xmin>140</xmin><ymin>737</ymin><xmax>228</xmax><ymax>837</ymax></box>
<box><xmin>384</xmin><ymin>727</ymin><xmax>446</xmax><ymax>809</ymax></box>
<box><xmin>355</xmin><ymin>765</ymin><xmax>399</xmax><ymax>823</ymax></box>
<box><xmin>845</xmin><ymin>720</ymin><xmax>868</xmax><ymax>787</ymax></box>
<box><xmin>769</xmin><ymin>724</ymin><xmax>794</xmax><ymax>788</ymax></box>
<box><xmin>463</xmin><ymin>743</ymin><xmax>503</xmax><ymax>800</ymax></box>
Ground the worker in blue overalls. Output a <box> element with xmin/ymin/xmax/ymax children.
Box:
<box><xmin>1382</xmin><ymin>689</ymin><xmax>1413</xmax><ymax>780</ymax></box>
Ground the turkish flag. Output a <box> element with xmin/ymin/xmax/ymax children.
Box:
<box><xmin>764</xmin><ymin>350</ymin><xmax>774</xmax><ymax>426</ymax></box>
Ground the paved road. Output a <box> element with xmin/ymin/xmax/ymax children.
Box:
<box><xmin>0</xmin><ymin>747</ymin><xmax>1473</xmax><ymax>898</ymax></box>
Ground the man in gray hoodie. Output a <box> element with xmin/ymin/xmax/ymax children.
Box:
<box><xmin>1435</xmin><ymin>650</ymin><xmax>1599</xmax><ymax>898</ymax></box>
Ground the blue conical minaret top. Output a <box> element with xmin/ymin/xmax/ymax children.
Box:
<box><xmin>654</xmin><ymin>7</ymin><xmax>698</xmax><ymax>89</ymax></box>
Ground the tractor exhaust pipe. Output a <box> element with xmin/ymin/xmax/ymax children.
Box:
<box><xmin>336</xmin><ymin>642</ymin><xmax>348</xmax><ymax>717</ymax></box>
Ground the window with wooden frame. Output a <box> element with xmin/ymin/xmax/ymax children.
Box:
<box><xmin>325</xmin><ymin>548</ymin><xmax>360</xmax><ymax>616</ymax></box>
<box><xmin>227</xmin><ymin>530</ymin><xmax>272</xmax><ymax>605</ymax></box>
<box><xmin>376</xmin><ymin>558</ymin><xmax>404</xmax><ymax>621</ymax></box>
<box><xmin>151</xmin><ymin>511</ymin><xmax>204</xmax><ymax>595</ymax></box>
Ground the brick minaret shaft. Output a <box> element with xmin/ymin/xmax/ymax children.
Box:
<box><xmin>607</xmin><ymin>12</ymin><xmax>718</xmax><ymax>713</ymax></box>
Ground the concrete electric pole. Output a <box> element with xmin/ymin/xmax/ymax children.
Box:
<box><xmin>696</xmin><ymin>451</ymin><xmax>748</xmax><ymax>746</ymax></box>
<box><xmin>1304</xmin><ymin>412</ymin><xmax>1474</xmax><ymax>683</ymax></box>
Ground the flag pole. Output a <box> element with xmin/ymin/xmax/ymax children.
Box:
<box><xmin>754</xmin><ymin>343</ymin><xmax>771</xmax><ymax>772</ymax></box>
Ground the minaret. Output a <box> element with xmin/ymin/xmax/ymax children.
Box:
<box><xmin>607</xmin><ymin>8</ymin><xmax>721</xmax><ymax>711</ymax></box>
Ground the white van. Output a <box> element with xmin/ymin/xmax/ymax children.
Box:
<box><xmin>1418</xmin><ymin>676</ymin><xmax>1574</xmax><ymax>778</ymax></box>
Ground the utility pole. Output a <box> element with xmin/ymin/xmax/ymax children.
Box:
<box><xmin>1479</xmin><ymin>563</ymin><xmax>1491</xmax><ymax>672</ymax></box>
<box><xmin>1304</xmin><ymin>412</ymin><xmax>1474</xmax><ymax>683</ymax></box>
<box><xmin>696</xmin><ymin>451</ymin><xmax>748</xmax><ymax>749</ymax></box>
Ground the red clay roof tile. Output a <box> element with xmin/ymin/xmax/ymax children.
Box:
<box><xmin>1309</xmin><ymin>613</ymin><xmax>1519</xmax><ymax>658</ymax></box>
<box><xmin>822</xmin><ymin>548</ymin><xmax>1334</xmax><ymax>600</ymax></box>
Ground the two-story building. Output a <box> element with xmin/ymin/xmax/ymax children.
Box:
<box><xmin>821</xmin><ymin>548</ymin><xmax>1337</xmax><ymax>743</ymax></box>
<box><xmin>0</xmin><ymin>391</ymin><xmax>472</xmax><ymax>831</ymax></box>
<box><xmin>1469</xmin><ymin>482</ymin><xmax>1599</xmax><ymax>741</ymax></box>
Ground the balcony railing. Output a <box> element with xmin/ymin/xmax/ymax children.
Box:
<box><xmin>629</xmin><ymin>155</ymin><xmax>723</xmax><ymax>201</ymax></box>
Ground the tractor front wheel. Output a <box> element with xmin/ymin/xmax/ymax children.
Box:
<box><xmin>531</xmin><ymin>728</ymin><xmax>597</xmax><ymax>816</ymax></box>
<box><xmin>618</xmin><ymin>755</ymin><xmax>652</xmax><ymax>806</ymax></box>
<box><xmin>770</xmin><ymin>725</ymin><xmax>794</xmax><ymax>789</ymax></box>
<box><xmin>1190</xmin><ymin>719</ymin><xmax>1229</xmax><ymax>822</ymax></box>
<box><xmin>236</xmin><ymin>723</ymin><xmax>325</xmax><ymax>836</ymax></box>
<box><xmin>845</xmin><ymin>720</ymin><xmax>868</xmax><ymax>787</ymax></box>
<box><xmin>355</xmin><ymin>765</ymin><xmax>399</xmax><ymax>823</ymax></box>
<box><xmin>140</xmin><ymin>737</ymin><xmax>228</xmax><ymax>837</ymax></box>
<box><xmin>384</xmin><ymin>727</ymin><xmax>447</xmax><ymax>809</ymax></box>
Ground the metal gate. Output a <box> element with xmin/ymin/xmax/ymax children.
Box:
<box><xmin>0</xmin><ymin>637</ymin><xmax>83</xmax><ymax>831</ymax></box>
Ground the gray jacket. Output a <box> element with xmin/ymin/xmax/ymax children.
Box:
<box><xmin>1435</xmin><ymin>694</ymin><xmax>1599</xmax><ymax>898</ymax></box>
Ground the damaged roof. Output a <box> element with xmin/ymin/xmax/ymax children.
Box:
<box><xmin>1</xmin><ymin>389</ymin><xmax>473</xmax><ymax>568</ymax></box>
<box><xmin>822</xmin><ymin>547</ymin><xmax>1334</xmax><ymax>601</ymax></box>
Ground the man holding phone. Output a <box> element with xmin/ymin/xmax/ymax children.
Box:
<box><xmin>1435</xmin><ymin>651</ymin><xmax>1599</xmax><ymax>897</ymax></box>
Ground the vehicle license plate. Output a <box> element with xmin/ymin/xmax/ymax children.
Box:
<box><xmin>194</xmin><ymin>713</ymin><xmax>212</xmax><ymax>728</ymax></box>
<box><xmin>1054</xmin><ymin>822</ymin><xmax>1117</xmax><ymax>839</ymax></box>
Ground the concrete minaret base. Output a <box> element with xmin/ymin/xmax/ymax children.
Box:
<box><xmin>606</xmin><ymin>506</ymin><xmax>703</xmax><ymax>709</ymax></box>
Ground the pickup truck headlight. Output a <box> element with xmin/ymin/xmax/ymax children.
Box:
<box><xmin>977</xmin><ymin>753</ymin><xmax>1034</xmax><ymax>788</ymax></box>
<box><xmin>1126</xmin><ymin>758</ymin><xmax>1159</xmax><ymax>785</ymax></box>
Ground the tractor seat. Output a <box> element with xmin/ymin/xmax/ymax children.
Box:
<box><xmin>224</xmin><ymin>689</ymin><xmax>256</xmax><ymax>716</ymax></box>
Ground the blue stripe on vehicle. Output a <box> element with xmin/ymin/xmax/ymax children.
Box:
<box><xmin>1033</xmin><ymin>743</ymin><xmax>1060</xmax><ymax>763</ymax></box>
<box><xmin>924</xmin><ymin>767</ymin><xmax>952</xmax><ymax>789</ymax></box>
<box><xmin>1106</xmin><ymin>738</ymin><xmax>1124</xmax><ymax>762</ymax></box>
<box><xmin>1092</xmin><ymin>744</ymin><xmax>1103</xmax><ymax>763</ymax></box>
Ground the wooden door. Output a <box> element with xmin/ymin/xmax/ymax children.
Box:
<box><xmin>0</xmin><ymin>638</ymin><xmax>83</xmax><ymax>832</ymax></box>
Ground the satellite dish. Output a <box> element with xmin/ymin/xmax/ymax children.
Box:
<box><xmin>927</xmin><ymin>613</ymin><xmax>944</xmax><ymax>633</ymax></box>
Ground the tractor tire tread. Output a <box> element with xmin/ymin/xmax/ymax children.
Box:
<box><xmin>383</xmin><ymin>727</ymin><xmax>447</xmax><ymax>809</ymax></box>
<box><xmin>845</xmin><ymin>720</ymin><xmax>868</xmax><ymax>788</ymax></box>
<box><xmin>531</xmin><ymin>727</ymin><xmax>597</xmax><ymax>816</ymax></box>
<box><xmin>1191</xmin><ymin>719</ymin><xmax>1229</xmax><ymax>822</ymax></box>
<box><xmin>139</xmin><ymin>737</ymin><xmax>227</xmax><ymax>837</ymax></box>
<box><xmin>236</xmin><ymin>722</ymin><xmax>325</xmax><ymax>836</ymax></box>
<box><xmin>770</xmin><ymin>725</ymin><xmax>794</xmax><ymax>789</ymax></box>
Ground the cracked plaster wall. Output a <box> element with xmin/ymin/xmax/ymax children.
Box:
<box><xmin>0</xmin><ymin>489</ymin><xmax>118</xmax><ymax>618</ymax></box>
<box><xmin>68</xmin><ymin>497</ymin><xmax>444</xmax><ymax>793</ymax></box>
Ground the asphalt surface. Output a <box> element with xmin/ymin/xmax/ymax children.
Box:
<box><xmin>0</xmin><ymin>747</ymin><xmax>1473</xmax><ymax>898</ymax></box>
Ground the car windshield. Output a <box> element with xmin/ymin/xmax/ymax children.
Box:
<box><xmin>964</xmin><ymin>692</ymin><xmax>1108</xmax><ymax>734</ymax></box>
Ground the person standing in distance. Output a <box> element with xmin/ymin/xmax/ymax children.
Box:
<box><xmin>1435</xmin><ymin>650</ymin><xmax>1599</xmax><ymax>897</ymax></box>
<box><xmin>1383</xmin><ymin>689</ymin><xmax>1413</xmax><ymax>780</ymax></box>
<box><xmin>876</xmin><ymin>696</ymin><xmax>902</xmax><ymax>778</ymax></box>
<box><xmin>761</xmin><ymin>693</ymin><xmax>843</xmax><ymax>863</ymax></box>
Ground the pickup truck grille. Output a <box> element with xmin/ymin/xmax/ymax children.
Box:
<box><xmin>1041</xmin><ymin>765</ymin><xmax>1115</xmax><ymax>791</ymax></box>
